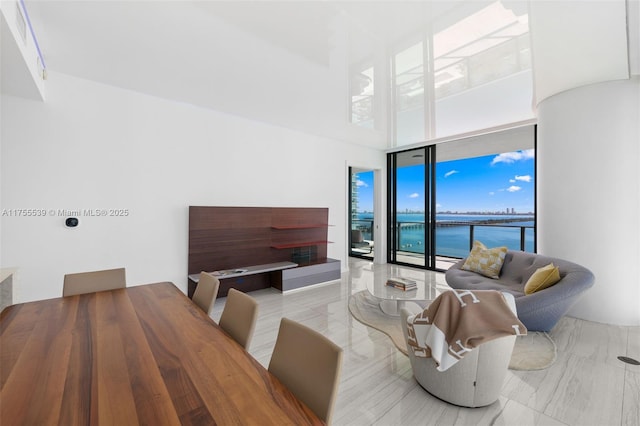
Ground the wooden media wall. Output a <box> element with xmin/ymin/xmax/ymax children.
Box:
<box><xmin>188</xmin><ymin>206</ymin><xmax>338</xmax><ymax>296</ymax></box>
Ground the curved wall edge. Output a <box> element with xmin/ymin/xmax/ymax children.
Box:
<box><xmin>537</xmin><ymin>76</ymin><xmax>640</xmax><ymax>326</ymax></box>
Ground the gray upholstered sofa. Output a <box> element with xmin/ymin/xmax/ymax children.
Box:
<box><xmin>445</xmin><ymin>251</ymin><xmax>595</xmax><ymax>332</ymax></box>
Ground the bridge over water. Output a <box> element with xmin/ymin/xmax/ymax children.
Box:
<box><xmin>399</xmin><ymin>217</ymin><xmax>534</xmax><ymax>230</ymax></box>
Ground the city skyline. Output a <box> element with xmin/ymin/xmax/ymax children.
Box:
<box><xmin>354</xmin><ymin>149</ymin><xmax>535</xmax><ymax>213</ymax></box>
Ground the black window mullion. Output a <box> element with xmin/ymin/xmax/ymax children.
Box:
<box><xmin>429</xmin><ymin>145</ymin><xmax>437</xmax><ymax>270</ymax></box>
<box><xmin>387</xmin><ymin>153</ymin><xmax>396</xmax><ymax>263</ymax></box>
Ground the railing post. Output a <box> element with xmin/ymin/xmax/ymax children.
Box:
<box><xmin>520</xmin><ymin>227</ymin><xmax>526</xmax><ymax>251</ymax></box>
<box><xmin>469</xmin><ymin>225</ymin><xmax>475</xmax><ymax>251</ymax></box>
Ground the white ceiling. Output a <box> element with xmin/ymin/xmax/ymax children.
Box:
<box><xmin>529</xmin><ymin>0</ymin><xmax>632</xmax><ymax>103</ymax></box>
<box><xmin>15</xmin><ymin>1</ymin><xmax>640</xmax><ymax>147</ymax></box>
<box><xmin>19</xmin><ymin>1</ymin><xmax>501</xmax><ymax>148</ymax></box>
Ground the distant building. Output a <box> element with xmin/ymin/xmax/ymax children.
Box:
<box><xmin>351</xmin><ymin>173</ymin><xmax>359</xmax><ymax>221</ymax></box>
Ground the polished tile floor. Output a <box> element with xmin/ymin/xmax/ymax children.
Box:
<box><xmin>209</xmin><ymin>258</ymin><xmax>639</xmax><ymax>426</ymax></box>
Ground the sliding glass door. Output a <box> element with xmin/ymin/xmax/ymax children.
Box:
<box><xmin>388</xmin><ymin>147</ymin><xmax>435</xmax><ymax>268</ymax></box>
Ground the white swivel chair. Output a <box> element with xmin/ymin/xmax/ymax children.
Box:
<box><xmin>400</xmin><ymin>304</ymin><xmax>516</xmax><ymax>407</ymax></box>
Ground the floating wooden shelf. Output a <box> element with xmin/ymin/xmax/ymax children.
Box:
<box><xmin>271</xmin><ymin>240</ymin><xmax>332</xmax><ymax>249</ymax></box>
<box><xmin>271</xmin><ymin>224</ymin><xmax>331</xmax><ymax>230</ymax></box>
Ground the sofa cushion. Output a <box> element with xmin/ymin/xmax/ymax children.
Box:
<box><xmin>461</xmin><ymin>241</ymin><xmax>508</xmax><ymax>279</ymax></box>
<box><xmin>524</xmin><ymin>263</ymin><xmax>561</xmax><ymax>294</ymax></box>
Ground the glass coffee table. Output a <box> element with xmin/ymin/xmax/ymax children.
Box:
<box><xmin>365</xmin><ymin>270</ymin><xmax>450</xmax><ymax>316</ymax></box>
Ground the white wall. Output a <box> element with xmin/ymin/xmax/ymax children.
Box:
<box><xmin>0</xmin><ymin>71</ymin><xmax>386</xmax><ymax>303</ymax></box>
<box><xmin>537</xmin><ymin>76</ymin><xmax>640</xmax><ymax>326</ymax></box>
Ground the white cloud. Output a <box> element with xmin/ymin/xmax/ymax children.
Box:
<box><xmin>356</xmin><ymin>179</ymin><xmax>368</xmax><ymax>187</ymax></box>
<box><xmin>506</xmin><ymin>185</ymin><xmax>521</xmax><ymax>192</ymax></box>
<box><xmin>515</xmin><ymin>175</ymin><xmax>532</xmax><ymax>182</ymax></box>
<box><xmin>491</xmin><ymin>149</ymin><xmax>535</xmax><ymax>165</ymax></box>
<box><xmin>489</xmin><ymin>191</ymin><xmax>495</xmax><ymax>196</ymax></box>
<box><xmin>444</xmin><ymin>170</ymin><xmax>459</xmax><ymax>178</ymax></box>
<box><xmin>409</xmin><ymin>193</ymin><xmax>419</xmax><ymax>198</ymax></box>
<box><xmin>509</xmin><ymin>179</ymin><xmax>515</xmax><ymax>183</ymax></box>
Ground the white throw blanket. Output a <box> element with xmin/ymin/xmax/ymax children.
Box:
<box><xmin>406</xmin><ymin>290</ymin><xmax>526</xmax><ymax>371</ymax></box>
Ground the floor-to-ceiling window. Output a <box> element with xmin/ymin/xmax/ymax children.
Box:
<box><xmin>383</xmin><ymin>1</ymin><xmax>535</xmax><ymax>270</ymax></box>
<box><xmin>388</xmin><ymin>124</ymin><xmax>536</xmax><ymax>271</ymax></box>
<box><xmin>435</xmin><ymin>129</ymin><xmax>536</xmax><ymax>264</ymax></box>
<box><xmin>348</xmin><ymin>2</ymin><xmax>535</xmax><ymax>267</ymax></box>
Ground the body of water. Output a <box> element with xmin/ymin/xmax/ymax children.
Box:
<box><xmin>355</xmin><ymin>213</ymin><xmax>535</xmax><ymax>258</ymax></box>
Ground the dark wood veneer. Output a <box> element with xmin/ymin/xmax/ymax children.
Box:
<box><xmin>0</xmin><ymin>283</ymin><xmax>322</xmax><ymax>425</ymax></box>
<box><xmin>188</xmin><ymin>206</ymin><xmax>332</xmax><ymax>296</ymax></box>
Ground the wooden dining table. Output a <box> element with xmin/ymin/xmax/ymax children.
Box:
<box><xmin>0</xmin><ymin>282</ymin><xmax>322</xmax><ymax>425</ymax></box>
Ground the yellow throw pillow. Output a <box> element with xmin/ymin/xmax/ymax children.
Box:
<box><xmin>460</xmin><ymin>240</ymin><xmax>508</xmax><ymax>279</ymax></box>
<box><xmin>524</xmin><ymin>263</ymin><xmax>561</xmax><ymax>294</ymax></box>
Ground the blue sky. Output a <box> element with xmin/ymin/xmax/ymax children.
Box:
<box><xmin>355</xmin><ymin>149</ymin><xmax>535</xmax><ymax>213</ymax></box>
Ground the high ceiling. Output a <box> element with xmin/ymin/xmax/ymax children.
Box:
<box><xmin>12</xmin><ymin>1</ymin><xmax>640</xmax><ymax>147</ymax></box>
<box><xmin>19</xmin><ymin>1</ymin><xmax>512</xmax><ymax>147</ymax></box>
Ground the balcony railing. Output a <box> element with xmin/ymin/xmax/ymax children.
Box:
<box><xmin>398</xmin><ymin>221</ymin><xmax>534</xmax><ymax>259</ymax></box>
<box><xmin>353</xmin><ymin>219</ymin><xmax>535</xmax><ymax>259</ymax></box>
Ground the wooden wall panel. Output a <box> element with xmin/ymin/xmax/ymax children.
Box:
<box><xmin>189</xmin><ymin>207</ymin><xmax>271</xmax><ymax>230</ymax></box>
<box><xmin>188</xmin><ymin>206</ymin><xmax>330</xmax><ymax>276</ymax></box>
<box><xmin>189</xmin><ymin>229</ymin><xmax>273</xmax><ymax>273</ymax></box>
<box><xmin>271</xmin><ymin>207</ymin><xmax>327</xmax><ymax>226</ymax></box>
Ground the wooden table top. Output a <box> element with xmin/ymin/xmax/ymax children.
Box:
<box><xmin>0</xmin><ymin>282</ymin><xmax>322</xmax><ymax>425</ymax></box>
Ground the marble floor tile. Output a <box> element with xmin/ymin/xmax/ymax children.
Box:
<box><xmin>551</xmin><ymin>316</ymin><xmax>629</xmax><ymax>369</ymax></box>
<box><xmin>624</xmin><ymin>325</ymin><xmax>640</xmax><ymax>374</ymax></box>
<box><xmin>542</xmin><ymin>352</ymin><xmax>625</xmax><ymax>425</ymax></box>
<box><xmin>622</xmin><ymin>370</ymin><xmax>640</xmax><ymax>426</ymax></box>
<box><xmin>492</xmin><ymin>399</ymin><xmax>568</xmax><ymax>426</ymax></box>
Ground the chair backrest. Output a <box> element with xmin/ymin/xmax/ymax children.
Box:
<box><xmin>268</xmin><ymin>318</ymin><xmax>343</xmax><ymax>424</ymax></box>
<box><xmin>351</xmin><ymin>229</ymin><xmax>364</xmax><ymax>243</ymax></box>
<box><xmin>192</xmin><ymin>272</ymin><xmax>220</xmax><ymax>316</ymax></box>
<box><xmin>63</xmin><ymin>268</ymin><xmax>126</xmax><ymax>297</ymax></box>
<box><xmin>218</xmin><ymin>288</ymin><xmax>259</xmax><ymax>350</ymax></box>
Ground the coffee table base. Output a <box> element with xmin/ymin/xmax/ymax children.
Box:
<box><xmin>379</xmin><ymin>299</ymin><xmax>405</xmax><ymax>316</ymax></box>
<box><xmin>378</xmin><ymin>299</ymin><xmax>428</xmax><ymax>316</ymax></box>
